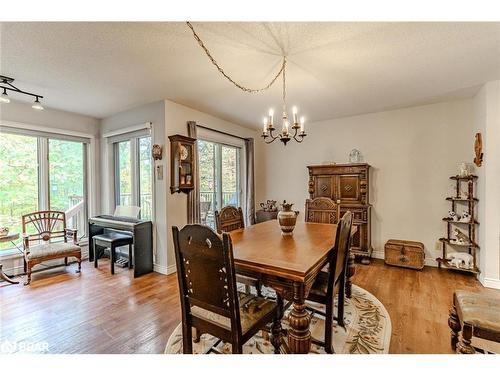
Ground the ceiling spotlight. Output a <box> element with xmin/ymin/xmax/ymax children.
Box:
<box><xmin>32</xmin><ymin>97</ymin><xmax>44</xmax><ymax>111</ymax></box>
<box><xmin>0</xmin><ymin>88</ymin><xmax>10</xmax><ymax>104</ymax></box>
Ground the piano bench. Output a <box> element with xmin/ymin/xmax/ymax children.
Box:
<box><xmin>93</xmin><ymin>232</ymin><xmax>134</xmax><ymax>275</ymax></box>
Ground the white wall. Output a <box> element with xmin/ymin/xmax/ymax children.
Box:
<box><xmin>474</xmin><ymin>81</ymin><xmax>500</xmax><ymax>289</ymax></box>
<box><xmin>164</xmin><ymin>100</ymin><xmax>259</xmax><ymax>273</ymax></box>
<box><xmin>257</xmin><ymin>99</ymin><xmax>477</xmax><ymax>265</ymax></box>
<box><xmin>100</xmin><ymin>100</ymin><xmax>167</xmax><ymax>272</ymax></box>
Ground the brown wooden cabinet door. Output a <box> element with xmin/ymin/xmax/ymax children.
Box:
<box><xmin>337</xmin><ymin>175</ymin><xmax>361</xmax><ymax>203</ymax></box>
<box><xmin>314</xmin><ymin>176</ymin><xmax>335</xmax><ymax>198</ymax></box>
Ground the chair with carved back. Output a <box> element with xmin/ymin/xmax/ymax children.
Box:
<box><xmin>214</xmin><ymin>205</ymin><xmax>262</xmax><ymax>297</ymax></box>
<box><xmin>305</xmin><ymin>211</ymin><xmax>353</xmax><ymax>354</ymax></box>
<box><xmin>172</xmin><ymin>224</ymin><xmax>279</xmax><ymax>354</ymax></box>
<box><xmin>305</xmin><ymin>197</ymin><xmax>340</xmax><ymax>224</ymax></box>
<box><xmin>22</xmin><ymin>211</ymin><xmax>82</xmax><ymax>285</ymax></box>
<box><xmin>215</xmin><ymin>206</ymin><xmax>245</xmax><ymax>233</ymax></box>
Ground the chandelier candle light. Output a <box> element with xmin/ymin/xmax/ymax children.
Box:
<box><xmin>262</xmin><ymin>58</ymin><xmax>306</xmax><ymax>145</ymax></box>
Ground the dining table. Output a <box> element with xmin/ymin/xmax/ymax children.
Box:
<box><xmin>230</xmin><ymin>220</ymin><xmax>353</xmax><ymax>354</ymax></box>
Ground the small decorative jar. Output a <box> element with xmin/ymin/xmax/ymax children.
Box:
<box><xmin>277</xmin><ymin>201</ymin><xmax>297</xmax><ymax>236</ymax></box>
<box><xmin>349</xmin><ymin>149</ymin><xmax>362</xmax><ymax>163</ymax></box>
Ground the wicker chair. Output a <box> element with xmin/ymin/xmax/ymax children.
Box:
<box><xmin>22</xmin><ymin>211</ymin><xmax>82</xmax><ymax>285</ymax></box>
<box><xmin>172</xmin><ymin>224</ymin><xmax>279</xmax><ymax>354</ymax></box>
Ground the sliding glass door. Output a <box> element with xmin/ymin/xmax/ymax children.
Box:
<box><xmin>0</xmin><ymin>131</ymin><xmax>88</xmax><ymax>251</ymax></box>
<box><xmin>0</xmin><ymin>133</ymin><xmax>39</xmax><ymax>250</ymax></box>
<box><xmin>198</xmin><ymin>140</ymin><xmax>241</xmax><ymax>229</ymax></box>
<box><xmin>48</xmin><ymin>139</ymin><xmax>86</xmax><ymax>233</ymax></box>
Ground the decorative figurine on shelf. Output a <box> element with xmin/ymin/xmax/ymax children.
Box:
<box><xmin>260</xmin><ymin>200</ymin><xmax>278</xmax><ymax>212</ymax></box>
<box><xmin>277</xmin><ymin>200</ymin><xmax>297</xmax><ymax>236</ymax></box>
<box><xmin>448</xmin><ymin>251</ymin><xmax>474</xmax><ymax>269</ymax></box>
<box><xmin>459</xmin><ymin>210</ymin><xmax>471</xmax><ymax>223</ymax></box>
<box><xmin>448</xmin><ymin>211</ymin><xmax>460</xmax><ymax>221</ymax></box>
<box><xmin>349</xmin><ymin>149</ymin><xmax>362</xmax><ymax>163</ymax></box>
<box><xmin>452</xmin><ymin>228</ymin><xmax>470</xmax><ymax>245</ymax></box>
<box><xmin>0</xmin><ymin>227</ymin><xmax>9</xmax><ymax>237</ymax></box>
<box><xmin>459</xmin><ymin>162</ymin><xmax>470</xmax><ymax>177</ymax></box>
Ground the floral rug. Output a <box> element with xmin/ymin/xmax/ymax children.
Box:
<box><xmin>165</xmin><ymin>284</ymin><xmax>391</xmax><ymax>354</ymax></box>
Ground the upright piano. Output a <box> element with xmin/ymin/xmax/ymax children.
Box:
<box><xmin>88</xmin><ymin>215</ymin><xmax>153</xmax><ymax>278</ymax></box>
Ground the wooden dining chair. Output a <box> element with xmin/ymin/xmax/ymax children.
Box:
<box><xmin>215</xmin><ymin>205</ymin><xmax>262</xmax><ymax>297</ymax></box>
<box><xmin>304</xmin><ymin>197</ymin><xmax>340</xmax><ymax>224</ymax></box>
<box><xmin>172</xmin><ymin>224</ymin><xmax>279</xmax><ymax>354</ymax></box>
<box><xmin>306</xmin><ymin>211</ymin><xmax>353</xmax><ymax>354</ymax></box>
<box><xmin>215</xmin><ymin>206</ymin><xmax>245</xmax><ymax>233</ymax></box>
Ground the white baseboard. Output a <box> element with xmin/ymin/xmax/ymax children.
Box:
<box><xmin>153</xmin><ymin>263</ymin><xmax>177</xmax><ymax>275</ymax></box>
<box><xmin>480</xmin><ymin>276</ymin><xmax>500</xmax><ymax>290</ymax></box>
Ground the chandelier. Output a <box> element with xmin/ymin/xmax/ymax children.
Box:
<box><xmin>261</xmin><ymin>58</ymin><xmax>306</xmax><ymax>145</ymax></box>
<box><xmin>186</xmin><ymin>22</ymin><xmax>307</xmax><ymax>146</ymax></box>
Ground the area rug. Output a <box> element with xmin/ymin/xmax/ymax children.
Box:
<box><xmin>165</xmin><ymin>284</ymin><xmax>391</xmax><ymax>354</ymax></box>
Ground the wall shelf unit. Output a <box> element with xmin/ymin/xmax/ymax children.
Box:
<box><xmin>436</xmin><ymin>174</ymin><xmax>479</xmax><ymax>274</ymax></box>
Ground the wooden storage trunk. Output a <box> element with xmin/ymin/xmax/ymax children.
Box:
<box><xmin>384</xmin><ymin>239</ymin><xmax>425</xmax><ymax>270</ymax></box>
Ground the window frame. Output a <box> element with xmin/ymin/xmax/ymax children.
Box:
<box><xmin>112</xmin><ymin>133</ymin><xmax>153</xmax><ymax>220</ymax></box>
<box><xmin>196</xmin><ymin>129</ymin><xmax>245</xmax><ymax>228</ymax></box>
<box><xmin>0</xmin><ymin>127</ymin><xmax>91</xmax><ymax>251</ymax></box>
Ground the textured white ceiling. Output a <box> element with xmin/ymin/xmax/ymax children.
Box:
<box><xmin>1</xmin><ymin>22</ymin><xmax>499</xmax><ymax>127</ymax></box>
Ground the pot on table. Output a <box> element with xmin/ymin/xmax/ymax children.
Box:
<box><xmin>277</xmin><ymin>201</ymin><xmax>297</xmax><ymax>236</ymax></box>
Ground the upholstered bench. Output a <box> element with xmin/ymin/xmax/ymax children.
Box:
<box><xmin>449</xmin><ymin>290</ymin><xmax>500</xmax><ymax>354</ymax></box>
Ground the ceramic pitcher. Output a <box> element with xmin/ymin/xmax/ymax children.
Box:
<box><xmin>277</xmin><ymin>201</ymin><xmax>297</xmax><ymax>236</ymax></box>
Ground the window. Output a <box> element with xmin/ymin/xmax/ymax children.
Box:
<box><xmin>198</xmin><ymin>139</ymin><xmax>241</xmax><ymax>229</ymax></box>
<box><xmin>0</xmin><ymin>129</ymin><xmax>89</xmax><ymax>251</ymax></box>
<box><xmin>113</xmin><ymin>135</ymin><xmax>152</xmax><ymax>220</ymax></box>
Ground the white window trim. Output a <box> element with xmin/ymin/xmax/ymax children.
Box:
<box><xmin>103</xmin><ymin>122</ymin><xmax>154</xmax><ymax>221</ymax></box>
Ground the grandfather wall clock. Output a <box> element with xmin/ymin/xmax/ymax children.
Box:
<box><xmin>168</xmin><ymin>134</ymin><xmax>196</xmax><ymax>194</ymax></box>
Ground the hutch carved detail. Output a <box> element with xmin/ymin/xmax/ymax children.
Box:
<box><xmin>307</xmin><ymin>163</ymin><xmax>372</xmax><ymax>263</ymax></box>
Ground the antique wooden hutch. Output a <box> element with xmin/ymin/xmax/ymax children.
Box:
<box><xmin>307</xmin><ymin>163</ymin><xmax>372</xmax><ymax>263</ymax></box>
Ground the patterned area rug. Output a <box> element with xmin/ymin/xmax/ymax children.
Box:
<box><xmin>165</xmin><ymin>284</ymin><xmax>391</xmax><ymax>354</ymax></box>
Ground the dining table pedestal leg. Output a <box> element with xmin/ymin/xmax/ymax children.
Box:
<box><xmin>287</xmin><ymin>282</ymin><xmax>311</xmax><ymax>354</ymax></box>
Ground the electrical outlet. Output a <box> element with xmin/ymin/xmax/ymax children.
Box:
<box><xmin>435</xmin><ymin>241</ymin><xmax>442</xmax><ymax>251</ymax></box>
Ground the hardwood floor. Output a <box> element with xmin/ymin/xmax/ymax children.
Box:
<box><xmin>1</xmin><ymin>259</ymin><xmax>498</xmax><ymax>354</ymax></box>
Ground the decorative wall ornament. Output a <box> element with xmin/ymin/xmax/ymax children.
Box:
<box><xmin>474</xmin><ymin>132</ymin><xmax>483</xmax><ymax>167</ymax></box>
<box><xmin>152</xmin><ymin>144</ymin><xmax>163</xmax><ymax>160</ymax></box>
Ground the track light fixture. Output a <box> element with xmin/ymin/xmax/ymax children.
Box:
<box><xmin>0</xmin><ymin>88</ymin><xmax>10</xmax><ymax>104</ymax></box>
<box><xmin>32</xmin><ymin>97</ymin><xmax>44</xmax><ymax>111</ymax></box>
<box><xmin>0</xmin><ymin>75</ymin><xmax>44</xmax><ymax>110</ymax></box>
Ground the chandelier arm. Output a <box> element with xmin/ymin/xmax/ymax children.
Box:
<box><xmin>186</xmin><ymin>22</ymin><xmax>286</xmax><ymax>94</ymax></box>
